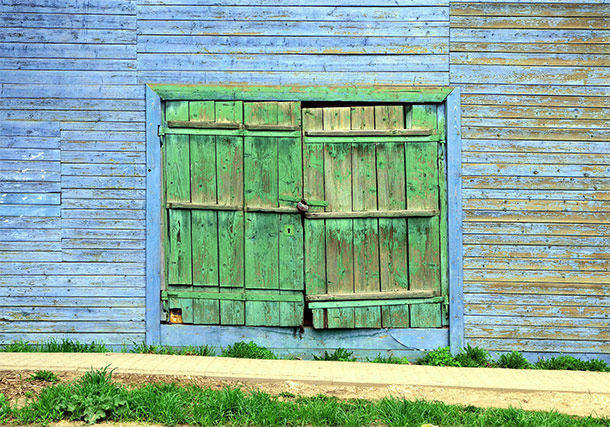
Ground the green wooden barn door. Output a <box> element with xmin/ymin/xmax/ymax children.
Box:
<box><xmin>162</xmin><ymin>100</ymin><xmax>304</xmax><ymax>326</ymax></box>
<box><xmin>302</xmin><ymin>104</ymin><xmax>447</xmax><ymax>329</ymax></box>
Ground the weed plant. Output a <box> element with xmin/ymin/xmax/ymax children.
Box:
<box><xmin>367</xmin><ymin>354</ymin><xmax>410</xmax><ymax>364</ymax></box>
<box><xmin>27</xmin><ymin>370</ymin><xmax>59</xmax><ymax>383</ymax></box>
<box><xmin>5</xmin><ymin>369</ymin><xmax>609</xmax><ymax>426</ymax></box>
<box><xmin>0</xmin><ymin>339</ymin><xmax>107</xmax><ymax>353</ymax></box>
<box><xmin>313</xmin><ymin>347</ymin><xmax>356</xmax><ymax>362</ymax></box>
<box><xmin>454</xmin><ymin>344</ymin><xmax>492</xmax><ymax>368</ymax></box>
<box><xmin>221</xmin><ymin>341</ymin><xmax>277</xmax><ymax>359</ymax></box>
<box><xmin>535</xmin><ymin>355</ymin><xmax>610</xmax><ymax>372</ymax></box>
<box><xmin>418</xmin><ymin>346</ymin><xmax>461</xmax><ymax>367</ymax></box>
<box><xmin>497</xmin><ymin>351</ymin><xmax>533</xmax><ymax>369</ymax></box>
<box><xmin>130</xmin><ymin>342</ymin><xmax>215</xmax><ymax>356</ymax></box>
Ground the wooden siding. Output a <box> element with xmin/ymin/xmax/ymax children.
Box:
<box><xmin>451</xmin><ymin>1</ymin><xmax>610</xmax><ymax>359</ymax></box>
<box><xmin>0</xmin><ymin>0</ymin><xmax>144</xmax><ymax>345</ymax></box>
<box><xmin>1</xmin><ymin>0</ymin><xmax>608</xmax><ymax>359</ymax></box>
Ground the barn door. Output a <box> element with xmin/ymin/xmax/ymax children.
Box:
<box><xmin>161</xmin><ymin>100</ymin><xmax>304</xmax><ymax>326</ymax></box>
<box><xmin>302</xmin><ymin>105</ymin><xmax>447</xmax><ymax>329</ymax></box>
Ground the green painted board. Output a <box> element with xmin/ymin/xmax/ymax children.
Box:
<box><xmin>190</xmin><ymin>135</ymin><xmax>217</xmax><ymax>204</ymax></box>
<box><xmin>189</xmin><ymin>100</ymin><xmax>214</xmax><ymax>121</ymax></box>
<box><xmin>350</xmin><ymin>106</ymin><xmax>381</xmax><ymax>328</ymax></box>
<box><xmin>164</xmin><ymin>135</ymin><xmax>190</xmax><ymax>203</ymax></box>
<box><xmin>167</xmin><ymin>210</ymin><xmax>193</xmax><ymax>322</ymax></box>
<box><xmin>191</xmin><ymin>210</ymin><xmax>219</xmax><ymax>324</ymax></box>
<box><xmin>408</xmin><ymin>105</ymin><xmax>441</xmax><ymax>328</ymax></box>
<box><xmin>375</xmin><ymin>105</ymin><xmax>409</xmax><ymax>327</ymax></box>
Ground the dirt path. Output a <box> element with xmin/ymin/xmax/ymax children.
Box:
<box><xmin>2</xmin><ymin>369</ymin><xmax>608</xmax><ymax>422</ymax></box>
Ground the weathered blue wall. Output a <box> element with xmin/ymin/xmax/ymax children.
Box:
<box><xmin>1</xmin><ymin>0</ymin><xmax>608</xmax><ymax>358</ymax></box>
<box><xmin>451</xmin><ymin>1</ymin><xmax>610</xmax><ymax>359</ymax></box>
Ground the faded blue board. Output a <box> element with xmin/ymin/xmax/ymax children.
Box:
<box><xmin>160</xmin><ymin>325</ymin><xmax>448</xmax><ymax>360</ymax></box>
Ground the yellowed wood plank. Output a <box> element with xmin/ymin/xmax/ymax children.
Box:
<box><xmin>302</xmin><ymin>108</ymin><xmax>327</xmax><ymax>299</ymax></box>
<box><xmin>351</xmin><ymin>105</ymin><xmax>380</xmax><ymax>328</ymax></box>
<box><xmin>375</xmin><ymin>105</ymin><xmax>409</xmax><ymax>328</ymax></box>
<box><xmin>323</xmin><ymin>107</ymin><xmax>354</xmax><ymax>328</ymax></box>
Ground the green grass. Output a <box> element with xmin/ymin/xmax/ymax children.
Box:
<box><xmin>0</xmin><ymin>339</ymin><xmax>108</xmax><ymax>353</ymax></box>
<box><xmin>221</xmin><ymin>341</ymin><xmax>277</xmax><ymax>359</ymax></box>
<box><xmin>2</xmin><ymin>339</ymin><xmax>609</xmax><ymax>373</ymax></box>
<box><xmin>27</xmin><ymin>370</ymin><xmax>59</xmax><ymax>383</ymax></box>
<box><xmin>367</xmin><ymin>354</ymin><xmax>410</xmax><ymax>364</ymax></box>
<box><xmin>130</xmin><ymin>342</ymin><xmax>216</xmax><ymax>357</ymax></box>
<box><xmin>535</xmin><ymin>355</ymin><xmax>610</xmax><ymax>372</ymax></box>
<box><xmin>3</xmin><ymin>368</ymin><xmax>608</xmax><ymax>426</ymax></box>
<box><xmin>313</xmin><ymin>347</ymin><xmax>356</xmax><ymax>362</ymax></box>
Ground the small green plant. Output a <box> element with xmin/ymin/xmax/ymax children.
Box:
<box><xmin>313</xmin><ymin>348</ymin><xmax>356</xmax><ymax>362</ymax></box>
<box><xmin>130</xmin><ymin>342</ymin><xmax>216</xmax><ymax>356</ymax></box>
<box><xmin>535</xmin><ymin>355</ymin><xmax>610</xmax><ymax>372</ymax></box>
<box><xmin>0</xmin><ymin>340</ymin><xmax>35</xmax><ymax>352</ymax></box>
<box><xmin>221</xmin><ymin>341</ymin><xmax>277</xmax><ymax>360</ymax></box>
<box><xmin>0</xmin><ymin>393</ymin><xmax>10</xmax><ymax>422</ymax></box>
<box><xmin>367</xmin><ymin>354</ymin><xmax>410</xmax><ymax>364</ymax></box>
<box><xmin>24</xmin><ymin>391</ymin><xmax>34</xmax><ymax>399</ymax></box>
<box><xmin>454</xmin><ymin>344</ymin><xmax>491</xmax><ymax>368</ymax></box>
<box><xmin>418</xmin><ymin>346</ymin><xmax>461</xmax><ymax>367</ymax></box>
<box><xmin>41</xmin><ymin>339</ymin><xmax>108</xmax><ymax>353</ymax></box>
<box><xmin>497</xmin><ymin>351</ymin><xmax>533</xmax><ymax>369</ymax></box>
<box><xmin>27</xmin><ymin>370</ymin><xmax>59</xmax><ymax>383</ymax></box>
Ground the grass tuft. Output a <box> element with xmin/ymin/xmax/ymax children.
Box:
<box><xmin>0</xmin><ymin>339</ymin><xmax>108</xmax><ymax>353</ymax></box>
<box><xmin>313</xmin><ymin>347</ymin><xmax>356</xmax><ymax>362</ymax></box>
<box><xmin>221</xmin><ymin>341</ymin><xmax>277</xmax><ymax>360</ymax></box>
<box><xmin>367</xmin><ymin>354</ymin><xmax>410</xmax><ymax>364</ymax></box>
<box><xmin>418</xmin><ymin>346</ymin><xmax>461</xmax><ymax>367</ymax></box>
<box><xmin>497</xmin><ymin>351</ymin><xmax>533</xmax><ymax>370</ymax></box>
<box><xmin>455</xmin><ymin>344</ymin><xmax>492</xmax><ymax>368</ymax></box>
<box><xmin>535</xmin><ymin>355</ymin><xmax>610</xmax><ymax>372</ymax></box>
<box><xmin>27</xmin><ymin>370</ymin><xmax>59</xmax><ymax>383</ymax></box>
<box><xmin>130</xmin><ymin>342</ymin><xmax>216</xmax><ymax>357</ymax></box>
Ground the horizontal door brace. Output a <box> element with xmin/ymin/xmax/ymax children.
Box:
<box><xmin>305</xmin><ymin>209</ymin><xmax>439</xmax><ymax>219</ymax></box>
<box><xmin>306</xmin><ymin>289</ymin><xmax>438</xmax><ymax>302</ymax></box>
<box><xmin>160</xmin><ymin>127</ymin><xmax>301</xmax><ymax>138</ymax></box>
<box><xmin>309</xmin><ymin>296</ymin><xmax>447</xmax><ymax>309</ymax></box>
<box><xmin>305</xmin><ymin>129</ymin><xmax>434</xmax><ymax>137</ymax></box>
<box><xmin>303</xmin><ymin>135</ymin><xmax>441</xmax><ymax>144</ymax></box>
<box><xmin>163</xmin><ymin>290</ymin><xmax>303</xmax><ymax>303</ymax></box>
<box><xmin>167</xmin><ymin>202</ymin><xmax>300</xmax><ymax>214</ymax></box>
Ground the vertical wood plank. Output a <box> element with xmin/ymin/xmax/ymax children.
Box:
<box><xmin>375</xmin><ymin>105</ymin><xmax>409</xmax><ymax>328</ymax></box>
<box><xmin>244</xmin><ymin>102</ymin><xmax>280</xmax><ymax>325</ymax></box>
<box><xmin>351</xmin><ymin>106</ymin><xmax>381</xmax><ymax>328</ymax></box>
<box><xmin>189</xmin><ymin>100</ymin><xmax>214</xmax><ymax>122</ymax></box>
<box><xmin>164</xmin><ymin>101</ymin><xmax>192</xmax><ymax>322</ymax></box>
<box><xmin>190</xmin><ymin>136</ymin><xmax>217</xmax><ymax>205</ymax></box>
<box><xmin>408</xmin><ymin>104</ymin><xmax>441</xmax><ymax>328</ymax></box>
<box><xmin>437</xmin><ymin>104</ymin><xmax>449</xmax><ymax>327</ymax></box>
<box><xmin>323</xmin><ymin>107</ymin><xmax>354</xmax><ymax>328</ymax></box>
<box><xmin>303</xmin><ymin>108</ymin><xmax>327</xmax><ymax>302</ymax></box>
<box><xmin>277</xmin><ymin>103</ymin><xmax>304</xmax><ymax>326</ymax></box>
<box><xmin>215</xmin><ymin>101</ymin><xmax>246</xmax><ymax>324</ymax></box>
<box><xmin>191</xmin><ymin>210</ymin><xmax>219</xmax><ymax>324</ymax></box>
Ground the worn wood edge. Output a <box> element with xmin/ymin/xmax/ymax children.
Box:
<box><xmin>149</xmin><ymin>84</ymin><xmax>453</xmax><ymax>103</ymax></box>
<box><xmin>305</xmin><ymin>129</ymin><xmax>433</xmax><ymax>137</ymax></box>
<box><xmin>305</xmin><ymin>209</ymin><xmax>439</xmax><ymax>219</ymax></box>
<box><xmin>446</xmin><ymin>88</ymin><xmax>464</xmax><ymax>355</ymax></box>
<box><xmin>162</xmin><ymin>291</ymin><xmax>303</xmax><ymax>303</ymax></box>
<box><xmin>145</xmin><ymin>85</ymin><xmax>162</xmax><ymax>346</ymax></box>
<box><xmin>244</xmin><ymin>124</ymin><xmax>300</xmax><ymax>131</ymax></box>
<box><xmin>309</xmin><ymin>296</ymin><xmax>446</xmax><ymax>309</ymax></box>
<box><xmin>306</xmin><ymin>290</ymin><xmax>437</xmax><ymax>302</ymax></box>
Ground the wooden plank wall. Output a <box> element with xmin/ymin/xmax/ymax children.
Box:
<box><xmin>0</xmin><ymin>0</ymin><xmax>145</xmax><ymax>345</ymax></box>
<box><xmin>451</xmin><ymin>1</ymin><xmax>610</xmax><ymax>359</ymax></box>
<box><xmin>1</xmin><ymin>0</ymin><xmax>609</xmax><ymax>360</ymax></box>
<box><xmin>136</xmin><ymin>0</ymin><xmax>450</xmax><ymax>86</ymax></box>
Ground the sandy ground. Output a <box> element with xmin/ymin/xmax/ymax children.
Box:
<box><xmin>1</xmin><ymin>369</ymin><xmax>608</xmax><ymax>425</ymax></box>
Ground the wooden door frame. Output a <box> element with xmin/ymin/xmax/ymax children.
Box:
<box><xmin>145</xmin><ymin>84</ymin><xmax>463</xmax><ymax>356</ymax></box>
